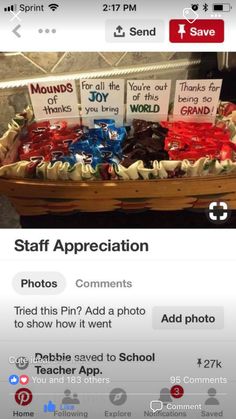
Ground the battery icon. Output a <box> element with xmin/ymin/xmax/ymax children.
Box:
<box><xmin>213</xmin><ymin>3</ymin><xmax>231</xmax><ymax>11</ymax></box>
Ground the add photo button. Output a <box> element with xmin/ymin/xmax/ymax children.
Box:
<box><xmin>106</xmin><ymin>20</ymin><xmax>164</xmax><ymax>43</ymax></box>
<box><xmin>152</xmin><ymin>307</ymin><xmax>224</xmax><ymax>329</ymax></box>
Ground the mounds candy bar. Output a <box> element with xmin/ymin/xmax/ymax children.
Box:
<box><xmin>25</xmin><ymin>121</ymin><xmax>51</xmax><ymax>142</ymax></box>
<box><xmin>49</xmin><ymin>120</ymin><xmax>68</xmax><ymax>132</ymax></box>
<box><xmin>19</xmin><ymin>142</ymin><xmax>51</xmax><ymax>162</ymax></box>
<box><xmin>18</xmin><ymin>119</ymin><xmax>85</xmax><ymax>164</ymax></box>
<box><xmin>19</xmin><ymin>141</ymin><xmax>71</xmax><ymax>163</ymax></box>
<box><xmin>19</xmin><ymin>139</ymin><xmax>51</xmax><ymax>154</ymax></box>
<box><xmin>51</xmin><ymin>121</ymin><xmax>83</xmax><ymax>142</ymax></box>
<box><xmin>50</xmin><ymin>144</ymin><xmax>71</xmax><ymax>159</ymax></box>
<box><xmin>21</xmin><ymin>120</ymin><xmax>83</xmax><ymax>144</ymax></box>
<box><xmin>27</xmin><ymin>120</ymin><xmax>50</xmax><ymax>133</ymax></box>
<box><xmin>50</xmin><ymin>120</ymin><xmax>82</xmax><ymax>136</ymax></box>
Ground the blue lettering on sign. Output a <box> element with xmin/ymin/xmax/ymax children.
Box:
<box><xmin>88</xmin><ymin>91</ymin><xmax>109</xmax><ymax>102</ymax></box>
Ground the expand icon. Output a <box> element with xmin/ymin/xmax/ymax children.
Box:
<box><xmin>207</xmin><ymin>201</ymin><xmax>231</xmax><ymax>223</ymax></box>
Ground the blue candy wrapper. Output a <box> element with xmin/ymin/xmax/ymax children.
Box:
<box><xmin>49</xmin><ymin>120</ymin><xmax>127</xmax><ymax>168</ymax></box>
<box><xmin>94</xmin><ymin>119</ymin><xmax>116</xmax><ymax>130</ymax></box>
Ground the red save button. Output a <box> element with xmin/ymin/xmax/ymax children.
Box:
<box><xmin>170</xmin><ymin>19</ymin><xmax>224</xmax><ymax>43</ymax></box>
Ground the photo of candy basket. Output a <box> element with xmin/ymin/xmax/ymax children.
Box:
<box><xmin>0</xmin><ymin>52</ymin><xmax>236</xmax><ymax>217</ymax></box>
<box><xmin>1</xmin><ymin>104</ymin><xmax>236</xmax><ymax>216</ymax></box>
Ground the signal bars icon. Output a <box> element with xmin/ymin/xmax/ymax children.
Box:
<box><xmin>4</xmin><ymin>4</ymin><xmax>17</xmax><ymax>12</ymax></box>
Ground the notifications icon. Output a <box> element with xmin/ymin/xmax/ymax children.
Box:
<box><xmin>183</xmin><ymin>7</ymin><xmax>199</xmax><ymax>23</ymax></box>
<box><xmin>150</xmin><ymin>400</ymin><xmax>163</xmax><ymax>413</ymax></box>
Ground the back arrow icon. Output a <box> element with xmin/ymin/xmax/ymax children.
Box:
<box><xmin>12</xmin><ymin>24</ymin><xmax>21</xmax><ymax>38</ymax></box>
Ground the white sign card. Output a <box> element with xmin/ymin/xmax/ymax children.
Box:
<box><xmin>126</xmin><ymin>80</ymin><xmax>171</xmax><ymax>123</ymax></box>
<box><xmin>173</xmin><ymin>79</ymin><xmax>223</xmax><ymax>123</ymax></box>
<box><xmin>80</xmin><ymin>79</ymin><xmax>125</xmax><ymax>127</ymax></box>
<box><xmin>28</xmin><ymin>80</ymin><xmax>79</xmax><ymax>121</ymax></box>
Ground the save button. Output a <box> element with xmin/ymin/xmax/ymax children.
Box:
<box><xmin>170</xmin><ymin>19</ymin><xmax>224</xmax><ymax>43</ymax></box>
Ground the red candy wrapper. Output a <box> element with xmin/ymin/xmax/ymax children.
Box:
<box><xmin>162</xmin><ymin>121</ymin><xmax>232</xmax><ymax>162</ymax></box>
<box><xmin>18</xmin><ymin>120</ymin><xmax>83</xmax><ymax>163</ymax></box>
<box><xmin>220</xmin><ymin>143</ymin><xmax>236</xmax><ymax>161</ymax></box>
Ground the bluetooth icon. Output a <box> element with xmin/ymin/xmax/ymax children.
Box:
<box><xmin>203</xmin><ymin>3</ymin><xmax>209</xmax><ymax>12</ymax></box>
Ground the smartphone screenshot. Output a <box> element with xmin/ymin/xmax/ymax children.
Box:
<box><xmin>0</xmin><ymin>0</ymin><xmax>235</xmax><ymax>417</ymax></box>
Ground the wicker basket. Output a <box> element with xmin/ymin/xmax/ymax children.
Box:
<box><xmin>1</xmin><ymin>174</ymin><xmax>236</xmax><ymax>216</ymax></box>
<box><xmin>1</xmin><ymin>105</ymin><xmax>236</xmax><ymax>216</ymax></box>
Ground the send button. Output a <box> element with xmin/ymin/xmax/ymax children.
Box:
<box><xmin>106</xmin><ymin>20</ymin><xmax>164</xmax><ymax>43</ymax></box>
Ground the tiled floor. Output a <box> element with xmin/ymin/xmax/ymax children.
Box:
<box><xmin>0</xmin><ymin>196</ymin><xmax>20</xmax><ymax>228</ymax></box>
